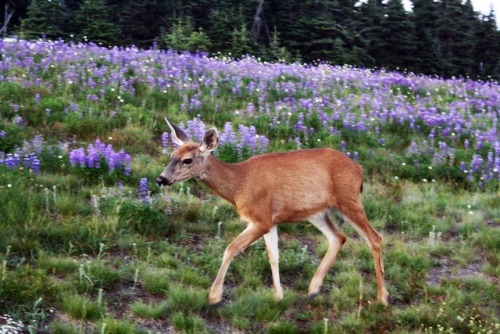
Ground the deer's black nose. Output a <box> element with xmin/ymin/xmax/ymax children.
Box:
<box><xmin>157</xmin><ymin>176</ymin><xmax>170</xmax><ymax>186</ymax></box>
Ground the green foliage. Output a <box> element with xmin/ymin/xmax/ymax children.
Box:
<box><xmin>171</xmin><ymin>311</ymin><xmax>208</xmax><ymax>334</ymax></box>
<box><xmin>22</xmin><ymin>0</ymin><xmax>69</xmax><ymax>40</ymax></box>
<box><xmin>230</xmin><ymin>23</ymin><xmax>252</xmax><ymax>58</ymax></box>
<box><xmin>75</xmin><ymin>0</ymin><xmax>122</xmax><ymax>46</ymax></box>
<box><xmin>60</xmin><ymin>293</ymin><xmax>105</xmax><ymax>321</ymax></box>
<box><xmin>160</xmin><ymin>17</ymin><xmax>212</xmax><ymax>52</ymax></box>
<box><xmin>118</xmin><ymin>199</ymin><xmax>177</xmax><ymax>238</ymax></box>
<box><xmin>0</xmin><ymin>265</ymin><xmax>55</xmax><ymax>311</ymax></box>
<box><xmin>98</xmin><ymin>318</ymin><xmax>138</xmax><ymax>334</ymax></box>
<box><xmin>131</xmin><ymin>300</ymin><xmax>170</xmax><ymax>319</ymax></box>
<box><xmin>266</xmin><ymin>26</ymin><xmax>293</xmax><ymax>63</ymax></box>
<box><xmin>379</xmin><ymin>0</ymin><xmax>416</xmax><ymax>70</ymax></box>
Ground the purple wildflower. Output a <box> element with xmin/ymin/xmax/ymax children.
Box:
<box><xmin>340</xmin><ymin>141</ymin><xmax>346</xmax><ymax>151</ymax></box>
<box><xmin>23</xmin><ymin>153</ymin><xmax>41</xmax><ymax>174</ymax></box>
<box><xmin>162</xmin><ymin>132</ymin><xmax>171</xmax><ymax>148</ymax></box>
<box><xmin>14</xmin><ymin>116</ymin><xmax>25</xmax><ymax>126</ymax></box>
<box><xmin>219</xmin><ymin>122</ymin><xmax>236</xmax><ymax>147</ymax></box>
<box><xmin>69</xmin><ymin>148</ymin><xmax>87</xmax><ymax>167</ymax></box>
<box><xmin>139</xmin><ymin>178</ymin><xmax>150</xmax><ymax>204</ymax></box>
<box><xmin>69</xmin><ymin>140</ymin><xmax>132</xmax><ymax>175</ymax></box>
<box><xmin>470</xmin><ymin>154</ymin><xmax>483</xmax><ymax>173</ymax></box>
<box><xmin>3</xmin><ymin>153</ymin><xmax>20</xmax><ymax>169</ymax></box>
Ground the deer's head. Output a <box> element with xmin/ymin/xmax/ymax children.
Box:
<box><xmin>157</xmin><ymin>119</ymin><xmax>219</xmax><ymax>187</ymax></box>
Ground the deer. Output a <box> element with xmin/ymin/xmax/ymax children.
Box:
<box><xmin>157</xmin><ymin>119</ymin><xmax>389</xmax><ymax>307</ymax></box>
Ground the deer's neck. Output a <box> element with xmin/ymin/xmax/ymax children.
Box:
<box><xmin>200</xmin><ymin>155</ymin><xmax>241</xmax><ymax>205</ymax></box>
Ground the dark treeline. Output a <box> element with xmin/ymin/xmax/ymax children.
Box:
<box><xmin>2</xmin><ymin>0</ymin><xmax>500</xmax><ymax>80</ymax></box>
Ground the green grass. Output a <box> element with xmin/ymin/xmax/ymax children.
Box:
<box><xmin>1</xmin><ymin>178</ymin><xmax>499</xmax><ymax>333</ymax></box>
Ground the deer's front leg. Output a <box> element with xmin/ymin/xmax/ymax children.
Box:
<box><xmin>263</xmin><ymin>225</ymin><xmax>283</xmax><ymax>300</ymax></box>
<box><xmin>209</xmin><ymin>223</ymin><xmax>268</xmax><ymax>305</ymax></box>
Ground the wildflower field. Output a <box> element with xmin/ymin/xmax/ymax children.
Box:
<box><xmin>0</xmin><ymin>39</ymin><xmax>498</xmax><ymax>333</ymax></box>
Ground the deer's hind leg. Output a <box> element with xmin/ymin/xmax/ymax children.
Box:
<box><xmin>340</xmin><ymin>199</ymin><xmax>389</xmax><ymax>305</ymax></box>
<box><xmin>307</xmin><ymin>212</ymin><xmax>346</xmax><ymax>299</ymax></box>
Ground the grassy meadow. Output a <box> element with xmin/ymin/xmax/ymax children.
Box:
<box><xmin>0</xmin><ymin>39</ymin><xmax>499</xmax><ymax>333</ymax></box>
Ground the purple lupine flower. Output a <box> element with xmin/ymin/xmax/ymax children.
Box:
<box><xmin>294</xmin><ymin>137</ymin><xmax>302</xmax><ymax>149</ymax></box>
<box><xmin>87</xmin><ymin>145</ymin><xmax>100</xmax><ymax>168</ymax></box>
<box><xmin>293</xmin><ymin>113</ymin><xmax>307</xmax><ymax>134</ymax></box>
<box><xmin>139</xmin><ymin>178</ymin><xmax>150</xmax><ymax>204</ymax></box>
<box><xmin>107</xmin><ymin>151</ymin><xmax>117</xmax><ymax>173</ymax></box>
<box><xmin>35</xmin><ymin>93</ymin><xmax>41</xmax><ymax>104</ymax></box>
<box><xmin>14</xmin><ymin>116</ymin><xmax>25</xmax><ymax>126</ymax></box>
<box><xmin>162</xmin><ymin>132</ymin><xmax>170</xmax><ymax>147</ymax></box>
<box><xmin>23</xmin><ymin>135</ymin><xmax>44</xmax><ymax>155</ymax></box>
<box><xmin>69</xmin><ymin>103</ymin><xmax>79</xmax><ymax>112</ymax></box>
<box><xmin>69</xmin><ymin>148</ymin><xmax>87</xmax><ymax>167</ymax></box>
<box><xmin>69</xmin><ymin>140</ymin><xmax>132</xmax><ymax>175</ymax></box>
<box><xmin>340</xmin><ymin>141</ymin><xmax>346</xmax><ymax>151</ymax></box>
<box><xmin>220</xmin><ymin>122</ymin><xmax>236</xmax><ymax>147</ymax></box>
<box><xmin>24</xmin><ymin>153</ymin><xmax>41</xmax><ymax>174</ymax></box>
<box><xmin>487</xmin><ymin>151</ymin><xmax>494</xmax><ymax>168</ymax></box>
<box><xmin>3</xmin><ymin>153</ymin><xmax>20</xmax><ymax>169</ymax></box>
<box><xmin>470</xmin><ymin>154</ymin><xmax>483</xmax><ymax>173</ymax></box>
<box><xmin>238</xmin><ymin>124</ymin><xmax>256</xmax><ymax>152</ymax></box>
<box><xmin>0</xmin><ymin>131</ymin><xmax>5</xmax><ymax>139</ymax></box>
<box><xmin>246</xmin><ymin>102</ymin><xmax>255</xmax><ymax>115</ymax></box>
<box><xmin>256</xmin><ymin>134</ymin><xmax>270</xmax><ymax>154</ymax></box>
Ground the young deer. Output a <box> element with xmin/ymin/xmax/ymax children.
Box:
<box><xmin>157</xmin><ymin>119</ymin><xmax>389</xmax><ymax>306</ymax></box>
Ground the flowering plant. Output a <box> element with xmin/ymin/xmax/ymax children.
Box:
<box><xmin>69</xmin><ymin>139</ymin><xmax>131</xmax><ymax>181</ymax></box>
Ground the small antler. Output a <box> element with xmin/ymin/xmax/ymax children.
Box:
<box><xmin>165</xmin><ymin>117</ymin><xmax>190</xmax><ymax>146</ymax></box>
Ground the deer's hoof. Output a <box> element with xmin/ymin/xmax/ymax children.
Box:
<box><xmin>208</xmin><ymin>300</ymin><xmax>224</xmax><ymax>309</ymax></box>
<box><xmin>306</xmin><ymin>292</ymin><xmax>319</xmax><ymax>301</ymax></box>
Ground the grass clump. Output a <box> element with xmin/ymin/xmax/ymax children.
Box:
<box><xmin>171</xmin><ymin>311</ymin><xmax>209</xmax><ymax>334</ymax></box>
<box><xmin>60</xmin><ymin>294</ymin><xmax>105</xmax><ymax>321</ymax></box>
<box><xmin>130</xmin><ymin>300</ymin><xmax>170</xmax><ymax>319</ymax></box>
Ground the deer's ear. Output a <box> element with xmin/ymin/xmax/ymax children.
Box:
<box><xmin>200</xmin><ymin>128</ymin><xmax>219</xmax><ymax>153</ymax></box>
<box><xmin>165</xmin><ymin>117</ymin><xmax>190</xmax><ymax>146</ymax></box>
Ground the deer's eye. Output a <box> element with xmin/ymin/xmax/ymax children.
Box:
<box><xmin>182</xmin><ymin>158</ymin><xmax>193</xmax><ymax>165</ymax></box>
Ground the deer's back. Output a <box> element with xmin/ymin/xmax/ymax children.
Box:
<box><xmin>234</xmin><ymin>148</ymin><xmax>363</xmax><ymax>223</ymax></box>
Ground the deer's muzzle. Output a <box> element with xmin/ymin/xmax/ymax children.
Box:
<box><xmin>157</xmin><ymin>176</ymin><xmax>172</xmax><ymax>187</ymax></box>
